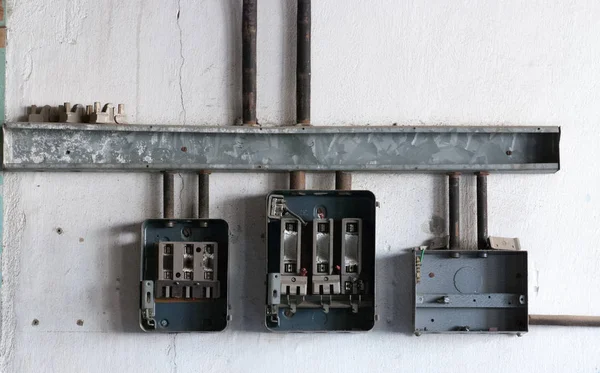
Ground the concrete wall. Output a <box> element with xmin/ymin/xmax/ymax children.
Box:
<box><xmin>2</xmin><ymin>1</ymin><xmax>600</xmax><ymax>372</ymax></box>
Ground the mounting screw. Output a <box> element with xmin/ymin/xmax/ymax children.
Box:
<box><xmin>76</xmin><ymin>319</ymin><xmax>84</xmax><ymax>326</ymax></box>
<box><xmin>182</xmin><ymin>227</ymin><xmax>191</xmax><ymax>237</ymax></box>
<box><xmin>506</xmin><ymin>150</ymin><xmax>513</xmax><ymax>156</ymax></box>
<box><xmin>160</xmin><ymin>319</ymin><xmax>169</xmax><ymax>327</ymax></box>
<box><xmin>32</xmin><ymin>319</ymin><xmax>39</xmax><ymax>326</ymax></box>
<box><xmin>291</xmin><ymin>277</ymin><xmax>296</xmax><ymax>283</ymax></box>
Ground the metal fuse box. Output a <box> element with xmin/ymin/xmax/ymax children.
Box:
<box><xmin>265</xmin><ymin>190</ymin><xmax>376</xmax><ymax>332</ymax></box>
<box><xmin>140</xmin><ymin>219</ymin><xmax>229</xmax><ymax>332</ymax></box>
<box><xmin>414</xmin><ymin>249</ymin><xmax>528</xmax><ymax>334</ymax></box>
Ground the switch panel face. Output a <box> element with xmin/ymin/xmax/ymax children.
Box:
<box><xmin>157</xmin><ymin>241</ymin><xmax>220</xmax><ymax>299</ymax></box>
<box><xmin>266</xmin><ymin>191</ymin><xmax>376</xmax><ymax>332</ymax></box>
<box><xmin>414</xmin><ymin>249</ymin><xmax>528</xmax><ymax>334</ymax></box>
<box><xmin>140</xmin><ymin>219</ymin><xmax>229</xmax><ymax>332</ymax></box>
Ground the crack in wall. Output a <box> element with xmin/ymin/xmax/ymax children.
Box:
<box><xmin>171</xmin><ymin>334</ymin><xmax>178</xmax><ymax>373</ymax></box>
<box><xmin>176</xmin><ymin>0</ymin><xmax>187</xmax><ymax>125</ymax></box>
<box><xmin>0</xmin><ymin>177</ymin><xmax>26</xmax><ymax>372</ymax></box>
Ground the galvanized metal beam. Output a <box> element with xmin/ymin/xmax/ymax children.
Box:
<box><xmin>2</xmin><ymin>123</ymin><xmax>560</xmax><ymax>172</ymax></box>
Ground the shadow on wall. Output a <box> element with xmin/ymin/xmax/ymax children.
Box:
<box><xmin>102</xmin><ymin>226</ymin><xmax>423</xmax><ymax>334</ymax></box>
<box><xmin>107</xmin><ymin>223</ymin><xmax>144</xmax><ymax>332</ymax></box>
<box><xmin>100</xmin><ymin>168</ymin><xmax>426</xmax><ymax>334</ymax></box>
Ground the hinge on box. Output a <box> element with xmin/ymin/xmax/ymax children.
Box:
<box><xmin>141</xmin><ymin>280</ymin><xmax>156</xmax><ymax>327</ymax></box>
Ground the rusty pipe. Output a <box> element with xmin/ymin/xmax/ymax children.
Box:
<box><xmin>289</xmin><ymin>0</ymin><xmax>311</xmax><ymax>189</ymax></box>
<box><xmin>198</xmin><ymin>172</ymin><xmax>210</xmax><ymax>218</ymax></box>
<box><xmin>163</xmin><ymin>173</ymin><xmax>175</xmax><ymax>219</ymax></box>
<box><xmin>242</xmin><ymin>0</ymin><xmax>257</xmax><ymax>125</ymax></box>
<box><xmin>529</xmin><ymin>314</ymin><xmax>600</xmax><ymax>327</ymax></box>
<box><xmin>448</xmin><ymin>173</ymin><xmax>460</xmax><ymax>250</ymax></box>
<box><xmin>335</xmin><ymin>171</ymin><xmax>352</xmax><ymax>191</ymax></box>
<box><xmin>296</xmin><ymin>0</ymin><xmax>311</xmax><ymax>125</ymax></box>
<box><xmin>290</xmin><ymin>171</ymin><xmax>306</xmax><ymax>190</ymax></box>
<box><xmin>476</xmin><ymin>172</ymin><xmax>489</xmax><ymax>250</ymax></box>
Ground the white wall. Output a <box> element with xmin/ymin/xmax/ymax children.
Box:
<box><xmin>2</xmin><ymin>0</ymin><xmax>600</xmax><ymax>372</ymax></box>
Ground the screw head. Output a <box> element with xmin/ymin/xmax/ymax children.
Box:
<box><xmin>76</xmin><ymin>319</ymin><xmax>84</xmax><ymax>326</ymax></box>
<box><xmin>182</xmin><ymin>227</ymin><xmax>191</xmax><ymax>237</ymax></box>
<box><xmin>291</xmin><ymin>277</ymin><xmax>296</xmax><ymax>283</ymax></box>
<box><xmin>160</xmin><ymin>319</ymin><xmax>169</xmax><ymax>327</ymax></box>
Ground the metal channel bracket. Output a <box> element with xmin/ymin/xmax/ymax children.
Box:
<box><xmin>3</xmin><ymin>123</ymin><xmax>560</xmax><ymax>172</ymax></box>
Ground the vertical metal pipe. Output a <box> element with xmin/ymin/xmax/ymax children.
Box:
<box><xmin>448</xmin><ymin>173</ymin><xmax>460</xmax><ymax>250</ymax></box>
<box><xmin>296</xmin><ymin>0</ymin><xmax>311</xmax><ymax>124</ymax></box>
<box><xmin>290</xmin><ymin>0</ymin><xmax>311</xmax><ymax>189</ymax></box>
<box><xmin>476</xmin><ymin>172</ymin><xmax>489</xmax><ymax>250</ymax></box>
<box><xmin>198</xmin><ymin>172</ymin><xmax>210</xmax><ymax>219</ymax></box>
<box><xmin>335</xmin><ymin>171</ymin><xmax>352</xmax><ymax>191</ymax></box>
<box><xmin>242</xmin><ymin>0</ymin><xmax>257</xmax><ymax>125</ymax></box>
<box><xmin>163</xmin><ymin>173</ymin><xmax>175</xmax><ymax>219</ymax></box>
<box><xmin>290</xmin><ymin>170</ymin><xmax>306</xmax><ymax>190</ymax></box>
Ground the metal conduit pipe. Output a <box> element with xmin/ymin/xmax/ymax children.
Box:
<box><xmin>242</xmin><ymin>0</ymin><xmax>257</xmax><ymax>125</ymax></box>
<box><xmin>529</xmin><ymin>314</ymin><xmax>600</xmax><ymax>327</ymax></box>
<box><xmin>476</xmin><ymin>172</ymin><xmax>489</xmax><ymax>250</ymax></box>
<box><xmin>335</xmin><ymin>171</ymin><xmax>352</xmax><ymax>191</ymax></box>
<box><xmin>448</xmin><ymin>172</ymin><xmax>460</xmax><ymax>250</ymax></box>
<box><xmin>290</xmin><ymin>170</ymin><xmax>306</xmax><ymax>190</ymax></box>
<box><xmin>198</xmin><ymin>172</ymin><xmax>210</xmax><ymax>219</ymax></box>
<box><xmin>296</xmin><ymin>0</ymin><xmax>311</xmax><ymax>125</ymax></box>
<box><xmin>290</xmin><ymin>0</ymin><xmax>311</xmax><ymax>190</ymax></box>
<box><xmin>163</xmin><ymin>172</ymin><xmax>175</xmax><ymax>219</ymax></box>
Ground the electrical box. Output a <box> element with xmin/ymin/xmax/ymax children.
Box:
<box><xmin>414</xmin><ymin>249</ymin><xmax>528</xmax><ymax>334</ymax></box>
<box><xmin>265</xmin><ymin>190</ymin><xmax>376</xmax><ymax>332</ymax></box>
<box><xmin>140</xmin><ymin>219</ymin><xmax>229</xmax><ymax>332</ymax></box>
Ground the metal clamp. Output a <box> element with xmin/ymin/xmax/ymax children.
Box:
<box><xmin>141</xmin><ymin>280</ymin><xmax>156</xmax><ymax>326</ymax></box>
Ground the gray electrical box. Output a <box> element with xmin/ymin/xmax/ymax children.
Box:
<box><xmin>414</xmin><ymin>249</ymin><xmax>528</xmax><ymax>334</ymax></box>
<box><xmin>140</xmin><ymin>219</ymin><xmax>229</xmax><ymax>332</ymax></box>
<box><xmin>265</xmin><ymin>190</ymin><xmax>376</xmax><ymax>332</ymax></box>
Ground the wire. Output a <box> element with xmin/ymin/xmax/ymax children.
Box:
<box><xmin>284</xmin><ymin>207</ymin><xmax>307</xmax><ymax>226</ymax></box>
